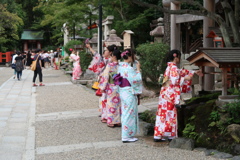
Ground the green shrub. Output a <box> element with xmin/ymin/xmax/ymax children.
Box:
<box><xmin>64</xmin><ymin>40</ymin><xmax>83</xmax><ymax>55</ymax></box>
<box><xmin>136</xmin><ymin>43</ymin><xmax>169</xmax><ymax>85</ymax></box>
<box><xmin>79</xmin><ymin>51</ymin><xmax>92</xmax><ymax>72</ymax></box>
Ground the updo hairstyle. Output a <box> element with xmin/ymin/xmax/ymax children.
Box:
<box><xmin>107</xmin><ymin>44</ymin><xmax>117</xmax><ymax>52</ymax></box>
<box><xmin>121</xmin><ymin>49</ymin><xmax>132</xmax><ymax>60</ymax></box>
<box><xmin>112</xmin><ymin>50</ymin><xmax>121</xmax><ymax>60</ymax></box>
<box><xmin>167</xmin><ymin>49</ymin><xmax>181</xmax><ymax>62</ymax></box>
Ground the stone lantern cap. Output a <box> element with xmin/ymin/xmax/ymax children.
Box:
<box><xmin>150</xmin><ymin>26</ymin><xmax>164</xmax><ymax>37</ymax></box>
<box><xmin>121</xmin><ymin>30</ymin><xmax>134</xmax><ymax>35</ymax></box>
<box><xmin>89</xmin><ymin>33</ymin><xmax>98</xmax><ymax>44</ymax></box>
<box><xmin>162</xmin><ymin>0</ymin><xmax>181</xmax><ymax>7</ymax></box>
<box><xmin>104</xmin><ymin>29</ymin><xmax>123</xmax><ymax>47</ymax></box>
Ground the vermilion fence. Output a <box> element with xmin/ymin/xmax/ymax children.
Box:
<box><xmin>0</xmin><ymin>51</ymin><xmax>14</xmax><ymax>64</ymax></box>
<box><xmin>0</xmin><ymin>51</ymin><xmax>14</xmax><ymax>67</ymax></box>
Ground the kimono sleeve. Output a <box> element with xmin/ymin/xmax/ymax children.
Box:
<box><xmin>179</xmin><ymin>69</ymin><xmax>195</xmax><ymax>93</ymax></box>
<box><xmin>70</xmin><ymin>54</ymin><xmax>79</xmax><ymax>61</ymax></box>
<box><xmin>99</xmin><ymin>64</ymin><xmax>110</xmax><ymax>91</ymax></box>
<box><xmin>130</xmin><ymin>69</ymin><xmax>142</xmax><ymax>94</ymax></box>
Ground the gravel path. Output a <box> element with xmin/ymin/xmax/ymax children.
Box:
<box><xmin>21</xmin><ymin>68</ymin><xmax>218</xmax><ymax>160</ymax></box>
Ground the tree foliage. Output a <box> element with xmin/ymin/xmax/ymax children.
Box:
<box><xmin>131</xmin><ymin>0</ymin><xmax>240</xmax><ymax>47</ymax></box>
<box><xmin>0</xmin><ymin>4</ymin><xmax>23</xmax><ymax>52</ymax></box>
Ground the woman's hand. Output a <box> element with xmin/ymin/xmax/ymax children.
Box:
<box><xmin>195</xmin><ymin>70</ymin><xmax>203</xmax><ymax>77</ymax></box>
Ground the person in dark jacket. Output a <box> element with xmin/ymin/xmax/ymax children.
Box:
<box><xmin>14</xmin><ymin>51</ymin><xmax>24</xmax><ymax>81</ymax></box>
<box><xmin>32</xmin><ymin>49</ymin><xmax>45</xmax><ymax>87</ymax></box>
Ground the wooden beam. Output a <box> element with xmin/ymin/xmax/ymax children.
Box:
<box><xmin>194</xmin><ymin>62</ymin><xmax>217</xmax><ymax>67</ymax></box>
<box><xmin>222</xmin><ymin>68</ymin><xmax>228</xmax><ymax>96</ymax></box>
<box><xmin>176</xmin><ymin>14</ymin><xmax>204</xmax><ymax>23</ymax></box>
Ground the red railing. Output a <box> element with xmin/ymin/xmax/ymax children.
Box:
<box><xmin>0</xmin><ymin>51</ymin><xmax>14</xmax><ymax>63</ymax></box>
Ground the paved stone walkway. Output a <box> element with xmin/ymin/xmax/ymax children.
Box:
<box><xmin>0</xmin><ymin>67</ymin><xmax>219</xmax><ymax>160</ymax></box>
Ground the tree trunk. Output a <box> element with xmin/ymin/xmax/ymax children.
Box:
<box><xmin>219</xmin><ymin>22</ymin><xmax>232</xmax><ymax>47</ymax></box>
<box><xmin>221</xmin><ymin>0</ymin><xmax>240</xmax><ymax>46</ymax></box>
<box><xmin>235</xmin><ymin>0</ymin><xmax>240</xmax><ymax>26</ymax></box>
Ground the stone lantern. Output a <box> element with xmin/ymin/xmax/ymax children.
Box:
<box><xmin>150</xmin><ymin>17</ymin><xmax>164</xmax><ymax>43</ymax></box>
<box><xmin>104</xmin><ymin>29</ymin><xmax>123</xmax><ymax>47</ymax></box>
<box><xmin>89</xmin><ymin>33</ymin><xmax>98</xmax><ymax>51</ymax></box>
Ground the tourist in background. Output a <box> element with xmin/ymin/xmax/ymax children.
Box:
<box><xmin>14</xmin><ymin>51</ymin><xmax>24</xmax><ymax>81</ymax></box>
<box><xmin>117</xmin><ymin>49</ymin><xmax>142</xmax><ymax>143</ymax></box>
<box><xmin>26</xmin><ymin>51</ymin><xmax>33</xmax><ymax>67</ymax></box>
<box><xmin>69</xmin><ymin>48</ymin><xmax>82</xmax><ymax>81</ymax></box>
<box><xmin>154</xmin><ymin>49</ymin><xmax>202</xmax><ymax>142</ymax></box>
<box><xmin>32</xmin><ymin>49</ymin><xmax>45</xmax><ymax>87</ymax></box>
<box><xmin>99</xmin><ymin>49</ymin><xmax>122</xmax><ymax>128</ymax></box>
<box><xmin>11</xmin><ymin>52</ymin><xmax>18</xmax><ymax>79</ymax></box>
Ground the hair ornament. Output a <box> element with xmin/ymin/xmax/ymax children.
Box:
<box><xmin>69</xmin><ymin>48</ymin><xmax>73</xmax><ymax>51</ymax></box>
<box><xmin>121</xmin><ymin>50</ymin><xmax>129</xmax><ymax>57</ymax></box>
<box><xmin>173</xmin><ymin>53</ymin><xmax>177</xmax><ymax>57</ymax></box>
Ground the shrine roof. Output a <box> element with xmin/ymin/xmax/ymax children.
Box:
<box><xmin>21</xmin><ymin>30</ymin><xmax>44</xmax><ymax>40</ymax></box>
<box><xmin>187</xmin><ymin>48</ymin><xmax>240</xmax><ymax>68</ymax></box>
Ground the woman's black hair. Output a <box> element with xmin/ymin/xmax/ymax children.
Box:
<box><xmin>107</xmin><ymin>44</ymin><xmax>117</xmax><ymax>52</ymax></box>
<box><xmin>121</xmin><ymin>49</ymin><xmax>132</xmax><ymax>60</ymax></box>
<box><xmin>166</xmin><ymin>49</ymin><xmax>181</xmax><ymax>62</ymax></box>
<box><xmin>112</xmin><ymin>49</ymin><xmax>121</xmax><ymax>60</ymax></box>
<box><xmin>16</xmin><ymin>51</ymin><xmax>21</xmax><ymax>56</ymax></box>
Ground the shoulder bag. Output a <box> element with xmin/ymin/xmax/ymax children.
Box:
<box><xmin>31</xmin><ymin>55</ymin><xmax>40</xmax><ymax>71</ymax></box>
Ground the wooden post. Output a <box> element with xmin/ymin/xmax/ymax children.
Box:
<box><xmin>222</xmin><ymin>68</ymin><xmax>228</xmax><ymax>96</ymax></box>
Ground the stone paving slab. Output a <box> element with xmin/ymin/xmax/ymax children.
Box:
<box><xmin>0</xmin><ymin>67</ymin><xmax>35</xmax><ymax>160</ymax></box>
<box><xmin>36</xmin><ymin>84</ymin><xmax>99</xmax><ymax>114</ymax></box>
<box><xmin>35</xmin><ymin>143</ymin><xmax>218</xmax><ymax>160</ymax></box>
<box><xmin>35</xmin><ymin>117</ymin><xmax>121</xmax><ymax>147</ymax></box>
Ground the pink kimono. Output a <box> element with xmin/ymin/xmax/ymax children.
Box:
<box><xmin>154</xmin><ymin>62</ymin><xmax>194</xmax><ymax>139</ymax></box>
<box><xmin>99</xmin><ymin>62</ymin><xmax>121</xmax><ymax>125</ymax></box>
<box><xmin>70</xmin><ymin>53</ymin><xmax>82</xmax><ymax>81</ymax></box>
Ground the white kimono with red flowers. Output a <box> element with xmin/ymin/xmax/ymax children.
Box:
<box><xmin>154</xmin><ymin>62</ymin><xmax>194</xmax><ymax>139</ymax></box>
<box><xmin>88</xmin><ymin>52</ymin><xmax>109</xmax><ymax>114</ymax></box>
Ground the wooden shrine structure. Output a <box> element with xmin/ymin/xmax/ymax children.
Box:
<box><xmin>187</xmin><ymin>48</ymin><xmax>240</xmax><ymax>99</ymax></box>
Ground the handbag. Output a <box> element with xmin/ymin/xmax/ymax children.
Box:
<box><xmin>11</xmin><ymin>63</ymin><xmax>16</xmax><ymax>69</ymax></box>
<box><xmin>31</xmin><ymin>55</ymin><xmax>40</xmax><ymax>71</ymax></box>
<box><xmin>92</xmin><ymin>76</ymin><xmax>100</xmax><ymax>90</ymax></box>
<box><xmin>92</xmin><ymin>81</ymin><xmax>99</xmax><ymax>90</ymax></box>
<box><xmin>95</xmin><ymin>89</ymin><xmax>102</xmax><ymax>96</ymax></box>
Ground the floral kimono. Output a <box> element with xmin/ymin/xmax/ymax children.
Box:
<box><xmin>88</xmin><ymin>52</ymin><xmax>107</xmax><ymax>75</ymax></box>
<box><xmin>99</xmin><ymin>62</ymin><xmax>121</xmax><ymax>125</ymax></box>
<box><xmin>117</xmin><ymin>62</ymin><xmax>142</xmax><ymax>139</ymax></box>
<box><xmin>88</xmin><ymin>52</ymin><xmax>109</xmax><ymax>114</ymax></box>
<box><xmin>154</xmin><ymin>62</ymin><xmax>195</xmax><ymax>139</ymax></box>
<box><xmin>70</xmin><ymin>53</ymin><xmax>82</xmax><ymax>81</ymax></box>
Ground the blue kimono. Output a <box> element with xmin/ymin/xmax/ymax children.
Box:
<box><xmin>117</xmin><ymin>62</ymin><xmax>142</xmax><ymax>139</ymax></box>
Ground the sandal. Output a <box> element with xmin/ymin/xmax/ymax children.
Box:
<box><xmin>107</xmin><ymin>124</ymin><xmax>115</xmax><ymax>128</ymax></box>
<box><xmin>101</xmin><ymin>119</ymin><xmax>107</xmax><ymax>123</ymax></box>
<box><xmin>114</xmin><ymin>124</ymin><xmax>121</xmax><ymax>127</ymax></box>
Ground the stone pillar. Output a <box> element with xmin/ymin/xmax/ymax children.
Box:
<box><xmin>203</xmin><ymin>0</ymin><xmax>215</xmax><ymax>91</ymax></box>
<box><xmin>170</xmin><ymin>2</ymin><xmax>181</xmax><ymax>50</ymax></box>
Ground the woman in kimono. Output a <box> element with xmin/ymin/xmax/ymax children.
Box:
<box><xmin>99</xmin><ymin>49</ymin><xmax>122</xmax><ymax>127</ymax></box>
<box><xmin>70</xmin><ymin>49</ymin><xmax>82</xmax><ymax>81</ymax></box>
<box><xmin>85</xmin><ymin>44</ymin><xmax>117</xmax><ymax>118</ymax></box>
<box><xmin>154</xmin><ymin>49</ymin><xmax>202</xmax><ymax>142</ymax></box>
<box><xmin>117</xmin><ymin>49</ymin><xmax>142</xmax><ymax>143</ymax></box>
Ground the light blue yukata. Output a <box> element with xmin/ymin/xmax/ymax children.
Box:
<box><xmin>117</xmin><ymin>62</ymin><xmax>142</xmax><ymax>139</ymax></box>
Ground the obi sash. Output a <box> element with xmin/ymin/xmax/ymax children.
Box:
<box><xmin>113</xmin><ymin>73</ymin><xmax>131</xmax><ymax>88</ymax></box>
